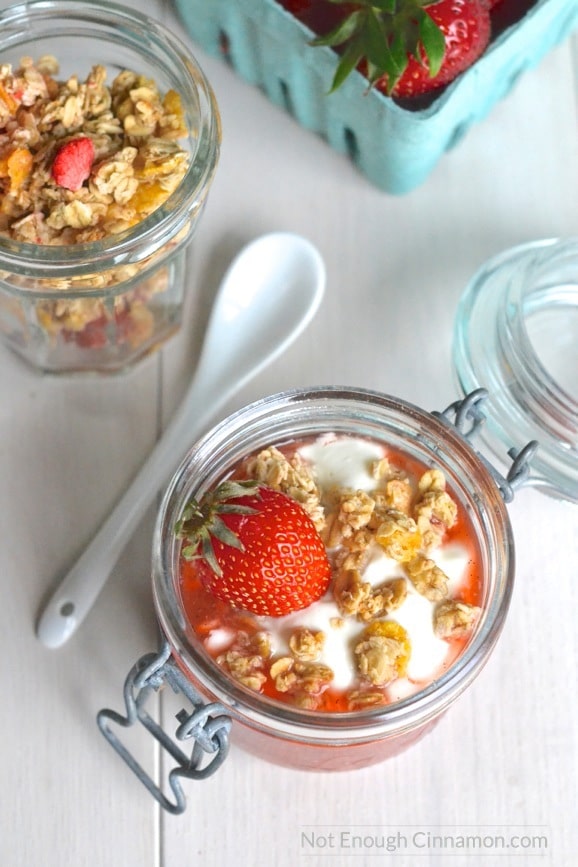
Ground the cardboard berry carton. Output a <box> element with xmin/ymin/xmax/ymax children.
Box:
<box><xmin>174</xmin><ymin>0</ymin><xmax>578</xmax><ymax>193</ymax></box>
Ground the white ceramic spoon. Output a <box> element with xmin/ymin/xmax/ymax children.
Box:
<box><xmin>37</xmin><ymin>232</ymin><xmax>325</xmax><ymax>649</ymax></box>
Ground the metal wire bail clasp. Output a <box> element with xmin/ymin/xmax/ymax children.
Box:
<box><xmin>97</xmin><ymin>641</ymin><xmax>232</xmax><ymax>815</ymax></box>
<box><xmin>432</xmin><ymin>388</ymin><xmax>539</xmax><ymax>503</ymax></box>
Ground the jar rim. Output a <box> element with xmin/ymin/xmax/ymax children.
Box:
<box><xmin>152</xmin><ymin>386</ymin><xmax>515</xmax><ymax>745</ymax></box>
<box><xmin>0</xmin><ymin>0</ymin><xmax>221</xmax><ymax>277</ymax></box>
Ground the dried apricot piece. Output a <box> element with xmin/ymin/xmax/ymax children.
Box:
<box><xmin>8</xmin><ymin>147</ymin><xmax>33</xmax><ymax>189</ymax></box>
<box><xmin>163</xmin><ymin>88</ymin><xmax>184</xmax><ymax>116</ymax></box>
<box><xmin>128</xmin><ymin>180</ymin><xmax>168</xmax><ymax>215</ymax></box>
<box><xmin>0</xmin><ymin>82</ymin><xmax>19</xmax><ymax>115</ymax></box>
<box><xmin>364</xmin><ymin>620</ymin><xmax>411</xmax><ymax>658</ymax></box>
<box><xmin>375</xmin><ymin>509</ymin><xmax>422</xmax><ymax>562</ymax></box>
<box><xmin>0</xmin><ymin>146</ymin><xmax>33</xmax><ymax>191</ymax></box>
<box><xmin>162</xmin><ymin>89</ymin><xmax>185</xmax><ymax>124</ymax></box>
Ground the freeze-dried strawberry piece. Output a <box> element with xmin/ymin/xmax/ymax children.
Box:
<box><xmin>51</xmin><ymin>137</ymin><xmax>95</xmax><ymax>191</ymax></box>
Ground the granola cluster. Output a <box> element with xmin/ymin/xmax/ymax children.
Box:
<box><xmin>207</xmin><ymin>440</ymin><xmax>481</xmax><ymax>712</ymax></box>
<box><xmin>0</xmin><ymin>56</ymin><xmax>188</xmax><ymax>242</ymax></box>
<box><xmin>217</xmin><ymin>631</ymin><xmax>271</xmax><ymax>692</ymax></box>
<box><xmin>327</xmin><ymin>460</ymin><xmax>471</xmax><ymax>625</ymax></box>
<box><xmin>244</xmin><ymin>446</ymin><xmax>325</xmax><ymax>532</ymax></box>
<box><xmin>354</xmin><ymin>621</ymin><xmax>411</xmax><ymax>688</ymax></box>
<box><xmin>218</xmin><ymin>626</ymin><xmax>334</xmax><ymax>709</ymax></box>
<box><xmin>0</xmin><ymin>56</ymin><xmax>190</xmax><ymax>348</ymax></box>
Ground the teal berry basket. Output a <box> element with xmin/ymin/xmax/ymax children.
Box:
<box><xmin>174</xmin><ymin>0</ymin><xmax>578</xmax><ymax>194</ymax></box>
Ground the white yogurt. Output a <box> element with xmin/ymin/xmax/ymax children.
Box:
<box><xmin>262</xmin><ymin>436</ymin><xmax>469</xmax><ymax>691</ymax></box>
<box><xmin>298</xmin><ymin>435</ymin><xmax>385</xmax><ymax>492</ymax></box>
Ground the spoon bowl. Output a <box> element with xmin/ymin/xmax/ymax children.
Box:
<box><xmin>36</xmin><ymin>232</ymin><xmax>325</xmax><ymax>648</ymax></box>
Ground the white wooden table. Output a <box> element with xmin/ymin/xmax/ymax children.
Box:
<box><xmin>2</xmin><ymin>2</ymin><xmax>577</xmax><ymax>865</ymax></box>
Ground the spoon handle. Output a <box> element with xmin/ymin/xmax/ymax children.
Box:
<box><xmin>35</xmin><ymin>233</ymin><xmax>325</xmax><ymax>648</ymax></box>
<box><xmin>36</xmin><ymin>385</ymin><xmax>217</xmax><ymax>649</ymax></box>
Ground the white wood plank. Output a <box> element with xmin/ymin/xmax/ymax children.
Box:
<box><xmin>0</xmin><ymin>352</ymin><xmax>165</xmax><ymax>865</ymax></box>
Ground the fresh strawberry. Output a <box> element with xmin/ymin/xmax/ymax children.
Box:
<box><xmin>390</xmin><ymin>0</ymin><xmax>491</xmax><ymax>98</ymax></box>
<box><xmin>281</xmin><ymin>0</ymin><xmax>314</xmax><ymax>13</ymax></box>
<box><xmin>51</xmin><ymin>137</ymin><xmax>95</xmax><ymax>191</ymax></box>
<box><xmin>307</xmin><ymin>0</ymin><xmax>491</xmax><ymax>98</ymax></box>
<box><xmin>490</xmin><ymin>0</ymin><xmax>537</xmax><ymax>42</ymax></box>
<box><xmin>176</xmin><ymin>481</ymin><xmax>331</xmax><ymax>617</ymax></box>
<box><xmin>281</xmin><ymin>1</ymin><xmax>357</xmax><ymax>36</ymax></box>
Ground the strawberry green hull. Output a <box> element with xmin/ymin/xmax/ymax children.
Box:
<box><xmin>174</xmin><ymin>0</ymin><xmax>578</xmax><ymax>193</ymax></box>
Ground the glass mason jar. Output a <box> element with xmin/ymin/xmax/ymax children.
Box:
<box><xmin>96</xmin><ymin>239</ymin><xmax>574</xmax><ymax>813</ymax></box>
<box><xmin>453</xmin><ymin>237</ymin><xmax>578</xmax><ymax>505</ymax></box>
<box><xmin>135</xmin><ymin>388</ymin><xmax>516</xmax><ymax>785</ymax></box>
<box><xmin>0</xmin><ymin>0</ymin><xmax>220</xmax><ymax>374</ymax></box>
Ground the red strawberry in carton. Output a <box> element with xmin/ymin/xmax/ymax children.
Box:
<box><xmin>308</xmin><ymin>0</ymin><xmax>491</xmax><ymax>99</ymax></box>
<box><xmin>280</xmin><ymin>0</ymin><xmax>541</xmax><ymax>101</ymax></box>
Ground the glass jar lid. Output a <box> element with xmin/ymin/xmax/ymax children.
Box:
<box><xmin>453</xmin><ymin>238</ymin><xmax>578</xmax><ymax>505</ymax></box>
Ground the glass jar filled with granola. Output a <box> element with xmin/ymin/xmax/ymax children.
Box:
<box><xmin>0</xmin><ymin>0</ymin><xmax>220</xmax><ymax>373</ymax></box>
<box><xmin>146</xmin><ymin>386</ymin><xmax>515</xmax><ymax>773</ymax></box>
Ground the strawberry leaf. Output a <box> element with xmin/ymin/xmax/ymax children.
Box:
<box><xmin>329</xmin><ymin>36</ymin><xmax>365</xmax><ymax>91</ymax></box>
<box><xmin>371</xmin><ymin>0</ymin><xmax>401</xmax><ymax>12</ymax></box>
<box><xmin>182</xmin><ymin>543</ymin><xmax>199</xmax><ymax>560</ymax></box>
<box><xmin>201</xmin><ymin>533</ymin><xmax>222</xmax><ymax>577</ymax></box>
<box><xmin>307</xmin><ymin>0</ymin><xmax>447</xmax><ymax>95</ymax></box>
<box><xmin>418</xmin><ymin>10</ymin><xmax>446</xmax><ymax>77</ymax></box>
<box><xmin>310</xmin><ymin>9</ymin><xmax>364</xmax><ymax>48</ymax></box>
<box><xmin>365</xmin><ymin>10</ymin><xmax>388</xmax><ymax>66</ymax></box>
<box><xmin>210</xmin><ymin>515</ymin><xmax>246</xmax><ymax>550</ymax></box>
<box><xmin>389</xmin><ymin>29</ymin><xmax>410</xmax><ymax>73</ymax></box>
<box><xmin>218</xmin><ymin>503</ymin><xmax>259</xmax><ymax>515</ymax></box>
<box><xmin>215</xmin><ymin>480</ymin><xmax>260</xmax><ymax>501</ymax></box>
<box><xmin>177</xmin><ymin>479</ymin><xmax>258</xmax><ymax>575</ymax></box>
